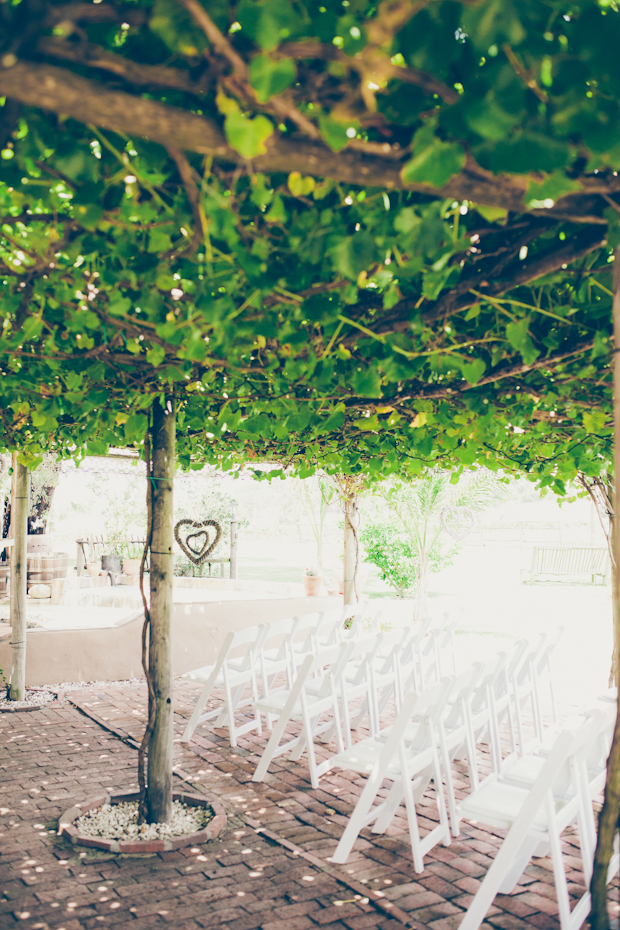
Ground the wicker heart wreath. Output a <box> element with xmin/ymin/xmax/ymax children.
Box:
<box><xmin>440</xmin><ymin>506</ymin><xmax>475</xmax><ymax>542</ymax></box>
<box><xmin>174</xmin><ymin>519</ymin><xmax>222</xmax><ymax>566</ymax></box>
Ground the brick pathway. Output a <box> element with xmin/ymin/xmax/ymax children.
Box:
<box><xmin>0</xmin><ymin>681</ymin><xmax>613</xmax><ymax>930</ymax></box>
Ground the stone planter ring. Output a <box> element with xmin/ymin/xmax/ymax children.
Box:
<box><xmin>58</xmin><ymin>791</ymin><xmax>226</xmax><ymax>854</ymax></box>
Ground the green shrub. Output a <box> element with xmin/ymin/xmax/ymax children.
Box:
<box><xmin>361</xmin><ymin>519</ymin><xmax>457</xmax><ymax>598</ymax></box>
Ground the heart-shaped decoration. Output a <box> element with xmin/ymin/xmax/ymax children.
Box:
<box><xmin>174</xmin><ymin>519</ymin><xmax>222</xmax><ymax>565</ymax></box>
<box><xmin>440</xmin><ymin>506</ymin><xmax>475</xmax><ymax>542</ymax></box>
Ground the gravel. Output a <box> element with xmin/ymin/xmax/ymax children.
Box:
<box><xmin>0</xmin><ymin>687</ymin><xmax>56</xmax><ymax>710</ymax></box>
<box><xmin>53</xmin><ymin>678</ymin><xmax>145</xmax><ymax>691</ymax></box>
<box><xmin>75</xmin><ymin>800</ymin><xmax>213</xmax><ymax>841</ymax></box>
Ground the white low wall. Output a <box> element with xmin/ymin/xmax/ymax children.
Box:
<box><xmin>0</xmin><ymin>596</ymin><xmax>336</xmax><ymax>685</ymax></box>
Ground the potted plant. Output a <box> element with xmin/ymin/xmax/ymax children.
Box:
<box><xmin>101</xmin><ymin>532</ymin><xmax>123</xmax><ymax>574</ymax></box>
<box><xmin>121</xmin><ymin>543</ymin><xmax>143</xmax><ymax>576</ymax></box>
<box><xmin>303</xmin><ymin>567</ymin><xmax>323</xmax><ymax>596</ymax></box>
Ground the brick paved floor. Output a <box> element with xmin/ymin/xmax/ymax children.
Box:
<box><xmin>1</xmin><ymin>681</ymin><xmax>616</xmax><ymax>930</ymax></box>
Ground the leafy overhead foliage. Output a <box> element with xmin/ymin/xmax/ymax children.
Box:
<box><xmin>0</xmin><ymin>0</ymin><xmax>617</xmax><ymax>497</ymax></box>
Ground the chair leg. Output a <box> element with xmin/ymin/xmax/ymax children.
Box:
<box><xmin>458</xmin><ymin>809</ymin><xmax>549</xmax><ymax>930</ymax></box>
<box><xmin>497</xmin><ymin>835</ymin><xmax>539</xmax><ymax>893</ymax></box>
<box><xmin>439</xmin><ymin>736</ymin><xmax>460</xmax><ymax>838</ymax></box>
<box><xmin>332</xmin><ymin>772</ymin><xmax>386</xmax><ymax>864</ymax></box>
<box><xmin>180</xmin><ymin>672</ymin><xmax>219</xmax><ymax>744</ymax></box>
<box><xmin>302</xmin><ymin>714</ymin><xmax>321</xmax><ymax>789</ymax></box>
<box><xmin>547</xmin><ymin>815</ymin><xmax>574</xmax><ymax>930</ymax></box>
<box><xmin>372</xmin><ymin>779</ymin><xmax>405</xmax><ymax>834</ymax></box>
<box><xmin>430</xmin><ymin>746</ymin><xmax>451</xmax><ymax>848</ymax></box>
<box><xmin>400</xmin><ymin>773</ymin><xmax>425</xmax><ymax>873</ymax></box>
<box><xmin>463</xmin><ymin>713</ymin><xmax>480</xmax><ymax>791</ymax></box>
<box><xmin>221</xmin><ymin>678</ymin><xmax>240</xmax><ymax>746</ymax></box>
<box><xmin>512</xmin><ymin>681</ymin><xmax>526</xmax><ymax>756</ymax></box>
<box><xmin>252</xmin><ymin>707</ymin><xmax>294</xmax><ymax>782</ymax></box>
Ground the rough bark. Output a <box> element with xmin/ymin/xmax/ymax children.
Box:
<box><xmin>146</xmin><ymin>397</ymin><xmax>175</xmax><ymax>824</ymax></box>
<box><xmin>0</xmin><ymin>58</ymin><xmax>617</xmax><ymax>217</ymax></box>
<box><xmin>414</xmin><ymin>548</ymin><xmax>429</xmax><ymax>622</ymax></box>
<box><xmin>343</xmin><ymin>495</ymin><xmax>359</xmax><ymax>607</ymax></box>
<box><xmin>589</xmin><ymin>247</ymin><xmax>620</xmax><ymax>929</ymax></box>
<box><xmin>9</xmin><ymin>456</ymin><xmax>28</xmax><ymax>701</ymax></box>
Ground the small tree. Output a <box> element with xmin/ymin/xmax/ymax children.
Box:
<box><xmin>297</xmin><ymin>475</ymin><xmax>339</xmax><ymax>573</ymax></box>
<box><xmin>379</xmin><ymin>472</ymin><xmax>508</xmax><ymax>618</ymax></box>
<box><xmin>361</xmin><ymin>519</ymin><xmax>457</xmax><ymax>598</ymax></box>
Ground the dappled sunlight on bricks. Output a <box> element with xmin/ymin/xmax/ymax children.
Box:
<box><xmin>0</xmin><ymin>679</ymin><xmax>616</xmax><ymax>930</ymax></box>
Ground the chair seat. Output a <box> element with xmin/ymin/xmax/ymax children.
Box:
<box><xmin>330</xmin><ymin>737</ymin><xmax>434</xmax><ymax>778</ymax></box>
<box><xmin>181</xmin><ymin>661</ymin><xmax>252</xmax><ymax>685</ymax></box>
<box><xmin>458</xmin><ymin>778</ymin><xmax>557</xmax><ymax>832</ymax></box>
<box><xmin>182</xmin><ymin>665</ymin><xmax>218</xmax><ymax>684</ymax></box>
<box><xmin>254</xmin><ymin>688</ymin><xmax>334</xmax><ymax>718</ymax></box>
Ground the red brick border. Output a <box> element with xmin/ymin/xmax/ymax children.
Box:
<box><xmin>58</xmin><ymin>789</ymin><xmax>226</xmax><ymax>853</ymax></box>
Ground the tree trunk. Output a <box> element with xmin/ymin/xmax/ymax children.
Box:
<box><xmin>343</xmin><ymin>496</ymin><xmax>358</xmax><ymax>607</ymax></box>
<box><xmin>590</xmin><ymin>247</ymin><xmax>620</xmax><ymax>929</ymax></box>
<box><xmin>9</xmin><ymin>456</ymin><xmax>28</xmax><ymax>701</ymax></box>
<box><xmin>415</xmin><ymin>548</ymin><xmax>429</xmax><ymax>622</ymax></box>
<box><xmin>146</xmin><ymin>397</ymin><xmax>175</xmax><ymax>824</ymax></box>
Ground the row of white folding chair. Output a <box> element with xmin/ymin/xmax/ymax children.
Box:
<box><xmin>468</xmin><ymin>631</ymin><xmax>563</xmax><ymax>776</ymax></box>
<box><xmin>254</xmin><ymin>628</ymin><xmax>412</xmax><ymax>786</ymax></box>
<box><xmin>252</xmin><ymin>641</ymin><xmax>356</xmax><ymax>788</ymax></box>
<box><xmin>180</xmin><ymin>604</ymin><xmax>387</xmax><ymax>751</ymax></box>
<box><xmin>511</xmin><ymin>628</ymin><xmax>563</xmax><ymax>755</ymax></box>
<box><xmin>179</xmin><ymin>610</ymin><xmax>347</xmax><ymax>748</ymax></box>
<box><xmin>327</xmin><ymin>679</ymin><xmax>455</xmax><ymax>872</ymax></box>
<box><xmin>505</xmin><ymin>698</ymin><xmax>615</xmax><ymax>805</ymax></box>
<box><xmin>397</xmin><ymin>618</ymin><xmax>458</xmax><ymax>693</ymax></box>
<box><xmin>457</xmin><ymin>707</ymin><xmax>618</xmax><ymax>930</ymax></box>
<box><xmin>378</xmin><ymin>653</ymin><xmax>515</xmax><ymax>840</ymax></box>
<box><xmin>259</xmin><ymin>605</ymin><xmax>381</xmax><ymax>713</ymax></box>
<box><xmin>180</xmin><ymin>622</ymin><xmax>268</xmax><ymax>747</ymax></box>
<box><xmin>320</xmin><ymin>666</ymin><xmax>488</xmax><ymax>870</ymax></box>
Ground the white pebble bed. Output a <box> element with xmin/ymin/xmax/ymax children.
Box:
<box><xmin>76</xmin><ymin>800</ymin><xmax>213</xmax><ymax>841</ymax></box>
<box><xmin>0</xmin><ymin>688</ymin><xmax>55</xmax><ymax>709</ymax></box>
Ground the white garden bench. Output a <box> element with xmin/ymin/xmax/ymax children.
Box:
<box><xmin>523</xmin><ymin>545</ymin><xmax>608</xmax><ymax>585</ymax></box>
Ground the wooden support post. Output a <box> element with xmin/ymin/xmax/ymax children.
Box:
<box><xmin>590</xmin><ymin>247</ymin><xmax>620</xmax><ymax>929</ymax></box>
<box><xmin>230</xmin><ymin>513</ymin><xmax>238</xmax><ymax>580</ymax></box>
<box><xmin>9</xmin><ymin>455</ymin><xmax>28</xmax><ymax>701</ymax></box>
<box><xmin>147</xmin><ymin>397</ymin><xmax>175</xmax><ymax>824</ymax></box>
<box><xmin>76</xmin><ymin>538</ymin><xmax>87</xmax><ymax>578</ymax></box>
<box><xmin>343</xmin><ymin>496</ymin><xmax>358</xmax><ymax>607</ymax></box>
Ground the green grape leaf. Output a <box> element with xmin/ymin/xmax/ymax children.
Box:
<box><xmin>237</xmin><ymin>0</ymin><xmax>297</xmax><ymax>51</ymax></box>
<box><xmin>224</xmin><ymin>111</ymin><xmax>274</xmax><ymax>158</ymax></box>
<box><xmin>318</xmin><ymin>114</ymin><xmax>356</xmax><ymax>153</ymax></box>
<box><xmin>249</xmin><ymin>55</ymin><xmax>295</xmax><ymax>102</ymax></box>
<box><xmin>461</xmin><ymin>358</ymin><xmax>487</xmax><ymax>385</ymax></box>
<box><xmin>525</xmin><ymin>170</ymin><xmax>582</xmax><ymax>208</ymax></box>
<box><xmin>401</xmin><ymin>140</ymin><xmax>465</xmax><ymax>189</ymax></box>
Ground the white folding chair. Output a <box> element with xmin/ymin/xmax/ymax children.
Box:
<box><xmin>338</xmin><ymin>634</ymin><xmax>386</xmax><ymax>746</ymax></box>
<box><xmin>502</xmin><ymin>702</ymin><xmax>615</xmax><ymax>805</ymax></box>
<box><xmin>315</xmin><ymin>605</ymin><xmax>354</xmax><ymax>649</ymax></box>
<box><xmin>252</xmin><ymin>643</ymin><xmax>351</xmax><ymax>788</ymax></box>
<box><xmin>342</xmin><ymin>599</ymin><xmax>383</xmax><ymax>640</ymax></box>
<box><xmin>457</xmin><ymin>710</ymin><xmax>617</xmax><ymax>930</ymax></box>
<box><xmin>326</xmin><ymin>679</ymin><xmax>454</xmax><ymax>872</ymax></box>
<box><xmin>532</xmin><ymin>626</ymin><xmax>563</xmax><ymax>729</ymax></box>
<box><xmin>257</xmin><ymin>615</ymin><xmax>301</xmax><ymax>724</ymax></box>
<box><xmin>358</xmin><ymin>626</ymin><xmax>413</xmax><ymax>729</ymax></box>
<box><xmin>436</xmin><ymin>662</ymin><xmax>485</xmax><ymax>836</ymax></box>
<box><xmin>487</xmin><ymin>641</ymin><xmax>524</xmax><ymax>771</ymax></box>
<box><xmin>180</xmin><ymin>624</ymin><xmax>268</xmax><ymax>747</ymax></box>
<box><xmin>434</xmin><ymin>622</ymin><xmax>457</xmax><ymax>678</ymax></box>
<box><xmin>289</xmin><ymin>611</ymin><xmax>326</xmax><ymax>670</ymax></box>
<box><xmin>467</xmin><ymin>651</ymin><xmax>510</xmax><ymax>775</ymax></box>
